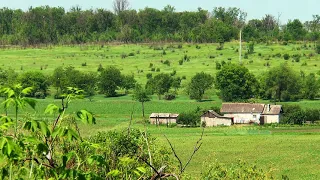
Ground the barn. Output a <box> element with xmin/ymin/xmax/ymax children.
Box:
<box><xmin>149</xmin><ymin>113</ymin><xmax>179</xmax><ymax>125</ymax></box>
<box><xmin>201</xmin><ymin>110</ymin><xmax>233</xmax><ymax>127</ymax></box>
<box><xmin>220</xmin><ymin>103</ymin><xmax>282</xmax><ymax>124</ymax></box>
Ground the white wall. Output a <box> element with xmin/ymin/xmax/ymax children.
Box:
<box><xmin>264</xmin><ymin>115</ymin><xmax>279</xmax><ymax>123</ymax></box>
<box><xmin>223</xmin><ymin>113</ymin><xmax>261</xmax><ymax>124</ymax></box>
<box><xmin>150</xmin><ymin>118</ymin><xmax>177</xmax><ymax>125</ymax></box>
<box><xmin>201</xmin><ymin>117</ymin><xmax>232</xmax><ymax>127</ymax></box>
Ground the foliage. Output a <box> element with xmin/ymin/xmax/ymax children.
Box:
<box><xmin>187</xmin><ymin>72</ymin><xmax>214</xmax><ymax>101</ymax></box>
<box><xmin>121</xmin><ymin>74</ymin><xmax>137</xmax><ymax>93</ymax></box>
<box><xmin>133</xmin><ymin>84</ymin><xmax>151</xmax><ymax>117</ymax></box>
<box><xmin>247</xmin><ymin>41</ymin><xmax>255</xmax><ymax>54</ymax></box>
<box><xmin>303</xmin><ymin>73</ymin><xmax>319</xmax><ymax>100</ymax></box>
<box><xmin>201</xmin><ymin>160</ymin><xmax>274</xmax><ymax>179</ymax></box>
<box><xmin>98</xmin><ymin>66</ymin><xmax>122</xmax><ymax>97</ymax></box>
<box><xmin>146</xmin><ymin>73</ymin><xmax>172</xmax><ymax>99</ymax></box>
<box><xmin>261</xmin><ymin>64</ymin><xmax>302</xmax><ymax>101</ymax></box>
<box><xmin>216</xmin><ymin>64</ymin><xmax>258</xmax><ymax>102</ymax></box>
<box><xmin>177</xmin><ymin>109</ymin><xmax>201</xmax><ymax>126</ymax></box>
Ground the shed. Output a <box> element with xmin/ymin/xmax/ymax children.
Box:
<box><xmin>260</xmin><ymin>104</ymin><xmax>282</xmax><ymax>124</ymax></box>
<box><xmin>149</xmin><ymin>113</ymin><xmax>179</xmax><ymax>125</ymax></box>
<box><xmin>201</xmin><ymin>110</ymin><xmax>233</xmax><ymax>127</ymax></box>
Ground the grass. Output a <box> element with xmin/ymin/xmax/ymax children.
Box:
<box><xmin>1</xmin><ymin>42</ymin><xmax>320</xmax><ymax>179</ymax></box>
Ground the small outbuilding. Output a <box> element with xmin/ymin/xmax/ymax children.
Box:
<box><xmin>149</xmin><ymin>113</ymin><xmax>179</xmax><ymax>125</ymax></box>
<box><xmin>201</xmin><ymin>110</ymin><xmax>233</xmax><ymax>127</ymax></box>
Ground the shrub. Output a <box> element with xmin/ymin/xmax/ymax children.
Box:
<box><xmin>292</xmin><ymin>54</ymin><xmax>301</xmax><ymax>62</ymax></box>
<box><xmin>216</xmin><ymin>62</ymin><xmax>221</xmax><ymax>70</ymax></box>
<box><xmin>151</xmin><ymin>67</ymin><xmax>155</xmax><ymax>72</ymax></box>
<box><xmin>128</xmin><ymin>52</ymin><xmax>135</xmax><ymax>56</ymax></box>
<box><xmin>164</xmin><ymin>92</ymin><xmax>176</xmax><ymax>100</ymax></box>
<box><xmin>156</xmin><ymin>68</ymin><xmax>160</xmax><ymax>72</ymax></box>
<box><xmin>81</xmin><ymin>62</ymin><xmax>87</xmax><ymax>66</ymax></box>
<box><xmin>177</xmin><ymin>44</ymin><xmax>183</xmax><ymax>49</ymax></box>
<box><xmin>249</xmin><ymin>60</ymin><xmax>253</xmax><ymax>64</ymax></box>
<box><xmin>209</xmin><ymin>55</ymin><xmax>215</xmax><ymax>59</ymax></box>
<box><xmin>247</xmin><ymin>41</ymin><xmax>254</xmax><ymax>54</ymax></box>
<box><xmin>182</xmin><ymin>75</ymin><xmax>186</xmax><ymax>80</ymax></box>
<box><xmin>196</xmin><ymin>45</ymin><xmax>201</xmax><ymax>49</ymax></box>
<box><xmin>179</xmin><ymin>60</ymin><xmax>183</xmax><ymax>65</ymax></box>
<box><xmin>183</xmin><ymin>54</ymin><xmax>190</xmax><ymax>61</ymax></box>
<box><xmin>162</xmin><ymin>50</ymin><xmax>166</xmax><ymax>55</ymax></box>
<box><xmin>221</xmin><ymin>60</ymin><xmax>226</xmax><ymax>66</ymax></box>
<box><xmin>149</xmin><ymin>63</ymin><xmax>153</xmax><ymax>68</ymax></box>
<box><xmin>121</xmin><ymin>53</ymin><xmax>128</xmax><ymax>59</ymax></box>
<box><xmin>163</xmin><ymin>60</ymin><xmax>170</xmax><ymax>66</ymax></box>
<box><xmin>244</xmin><ymin>53</ymin><xmax>248</xmax><ymax>59</ymax></box>
<box><xmin>283</xmin><ymin>53</ymin><xmax>290</xmax><ymax>60</ymax></box>
<box><xmin>227</xmin><ymin>58</ymin><xmax>232</xmax><ymax>61</ymax></box>
<box><xmin>301</xmin><ymin>62</ymin><xmax>307</xmax><ymax>66</ymax></box>
<box><xmin>97</xmin><ymin>64</ymin><xmax>104</xmax><ymax>72</ymax></box>
<box><xmin>170</xmin><ymin>70</ymin><xmax>176</xmax><ymax>76</ymax></box>
<box><xmin>146</xmin><ymin>73</ymin><xmax>152</xmax><ymax>79</ymax></box>
<box><xmin>35</xmin><ymin>91</ymin><xmax>45</xmax><ymax>99</ymax></box>
<box><xmin>177</xmin><ymin>111</ymin><xmax>200</xmax><ymax>126</ymax></box>
<box><xmin>316</xmin><ymin>42</ymin><xmax>320</xmax><ymax>54</ymax></box>
<box><xmin>258</xmin><ymin>53</ymin><xmax>262</xmax><ymax>56</ymax></box>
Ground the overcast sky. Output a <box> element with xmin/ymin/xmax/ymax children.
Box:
<box><xmin>2</xmin><ymin>0</ymin><xmax>318</xmax><ymax>23</ymax></box>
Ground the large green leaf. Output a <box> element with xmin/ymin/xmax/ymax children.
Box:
<box><xmin>44</xmin><ymin>104</ymin><xmax>60</xmax><ymax>115</ymax></box>
<box><xmin>76</xmin><ymin>110</ymin><xmax>96</xmax><ymax>124</ymax></box>
<box><xmin>23</xmin><ymin>98</ymin><xmax>36</xmax><ymax>109</ymax></box>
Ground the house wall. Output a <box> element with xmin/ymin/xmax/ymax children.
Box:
<box><xmin>150</xmin><ymin>118</ymin><xmax>177</xmax><ymax>125</ymax></box>
<box><xmin>264</xmin><ymin>115</ymin><xmax>279</xmax><ymax>123</ymax></box>
<box><xmin>223</xmin><ymin>113</ymin><xmax>261</xmax><ymax>124</ymax></box>
<box><xmin>201</xmin><ymin>117</ymin><xmax>232</xmax><ymax>127</ymax></box>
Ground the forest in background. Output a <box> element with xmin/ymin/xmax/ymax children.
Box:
<box><xmin>0</xmin><ymin>4</ymin><xmax>319</xmax><ymax>45</ymax></box>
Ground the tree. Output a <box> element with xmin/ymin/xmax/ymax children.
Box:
<box><xmin>98</xmin><ymin>66</ymin><xmax>122</xmax><ymax>97</ymax></box>
<box><xmin>187</xmin><ymin>72</ymin><xmax>214</xmax><ymax>101</ymax></box>
<box><xmin>261</xmin><ymin>64</ymin><xmax>302</xmax><ymax>102</ymax></box>
<box><xmin>172</xmin><ymin>77</ymin><xmax>182</xmax><ymax>92</ymax></box>
<box><xmin>133</xmin><ymin>84</ymin><xmax>151</xmax><ymax>118</ymax></box>
<box><xmin>121</xmin><ymin>74</ymin><xmax>136</xmax><ymax>94</ymax></box>
<box><xmin>76</xmin><ymin>72</ymin><xmax>98</xmax><ymax>101</ymax></box>
<box><xmin>303</xmin><ymin>73</ymin><xmax>319</xmax><ymax>100</ymax></box>
<box><xmin>177</xmin><ymin>110</ymin><xmax>201</xmax><ymax>126</ymax></box>
<box><xmin>1</xmin><ymin>84</ymin><xmax>36</xmax><ymax>136</ymax></box>
<box><xmin>0</xmin><ymin>68</ymin><xmax>18</xmax><ymax>87</ymax></box>
<box><xmin>147</xmin><ymin>73</ymin><xmax>172</xmax><ymax>100</ymax></box>
<box><xmin>284</xmin><ymin>19</ymin><xmax>306</xmax><ymax>41</ymax></box>
<box><xmin>18</xmin><ymin>71</ymin><xmax>51</xmax><ymax>98</ymax></box>
<box><xmin>216</xmin><ymin>64</ymin><xmax>258</xmax><ymax>102</ymax></box>
<box><xmin>113</xmin><ymin>0</ymin><xmax>130</xmax><ymax>15</ymax></box>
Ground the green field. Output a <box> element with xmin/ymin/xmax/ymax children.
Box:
<box><xmin>1</xmin><ymin>42</ymin><xmax>320</xmax><ymax>179</ymax></box>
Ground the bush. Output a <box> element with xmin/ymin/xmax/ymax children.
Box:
<box><xmin>146</xmin><ymin>73</ymin><xmax>152</xmax><ymax>79</ymax></box>
<box><xmin>221</xmin><ymin>60</ymin><xmax>226</xmax><ymax>66</ymax></box>
<box><xmin>316</xmin><ymin>42</ymin><xmax>320</xmax><ymax>54</ymax></box>
<box><xmin>244</xmin><ymin>53</ymin><xmax>248</xmax><ymax>59</ymax></box>
<box><xmin>216</xmin><ymin>62</ymin><xmax>221</xmax><ymax>70</ymax></box>
<box><xmin>156</xmin><ymin>68</ymin><xmax>160</xmax><ymax>72</ymax></box>
<box><xmin>196</xmin><ymin>45</ymin><xmax>201</xmax><ymax>49</ymax></box>
<box><xmin>81</xmin><ymin>62</ymin><xmax>87</xmax><ymax>66</ymax></box>
<box><xmin>283</xmin><ymin>53</ymin><xmax>290</xmax><ymax>60</ymax></box>
<box><xmin>170</xmin><ymin>70</ymin><xmax>176</xmax><ymax>76</ymax></box>
<box><xmin>177</xmin><ymin>44</ymin><xmax>183</xmax><ymax>49</ymax></box>
<box><xmin>151</xmin><ymin>67</ymin><xmax>155</xmax><ymax>72</ymax></box>
<box><xmin>121</xmin><ymin>53</ymin><xmax>128</xmax><ymax>59</ymax></box>
<box><xmin>128</xmin><ymin>52</ymin><xmax>135</xmax><ymax>56</ymax></box>
<box><xmin>149</xmin><ymin>63</ymin><xmax>153</xmax><ymax>68</ymax></box>
<box><xmin>258</xmin><ymin>53</ymin><xmax>262</xmax><ymax>56</ymax></box>
<box><xmin>177</xmin><ymin>111</ymin><xmax>200</xmax><ymax>126</ymax></box>
<box><xmin>97</xmin><ymin>64</ymin><xmax>104</xmax><ymax>72</ymax></box>
<box><xmin>164</xmin><ymin>92</ymin><xmax>176</xmax><ymax>100</ymax></box>
<box><xmin>228</xmin><ymin>58</ymin><xmax>232</xmax><ymax>61</ymax></box>
<box><xmin>163</xmin><ymin>60</ymin><xmax>170</xmax><ymax>66</ymax></box>
<box><xmin>182</xmin><ymin>75</ymin><xmax>186</xmax><ymax>80</ymax></box>
<box><xmin>179</xmin><ymin>59</ymin><xmax>183</xmax><ymax>65</ymax></box>
<box><xmin>209</xmin><ymin>55</ymin><xmax>215</xmax><ymax>59</ymax></box>
<box><xmin>35</xmin><ymin>91</ymin><xmax>45</xmax><ymax>99</ymax></box>
<box><xmin>292</xmin><ymin>54</ymin><xmax>301</xmax><ymax>62</ymax></box>
<box><xmin>183</xmin><ymin>54</ymin><xmax>190</xmax><ymax>61</ymax></box>
<box><xmin>162</xmin><ymin>50</ymin><xmax>166</xmax><ymax>55</ymax></box>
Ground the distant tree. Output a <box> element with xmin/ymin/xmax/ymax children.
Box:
<box><xmin>261</xmin><ymin>64</ymin><xmax>302</xmax><ymax>102</ymax></box>
<box><xmin>147</xmin><ymin>73</ymin><xmax>172</xmax><ymax>100</ymax></box>
<box><xmin>98</xmin><ymin>66</ymin><xmax>122</xmax><ymax>97</ymax></box>
<box><xmin>18</xmin><ymin>71</ymin><xmax>51</xmax><ymax>98</ymax></box>
<box><xmin>284</xmin><ymin>19</ymin><xmax>307</xmax><ymax>41</ymax></box>
<box><xmin>133</xmin><ymin>84</ymin><xmax>151</xmax><ymax>118</ymax></box>
<box><xmin>216</xmin><ymin>64</ymin><xmax>258</xmax><ymax>102</ymax></box>
<box><xmin>177</xmin><ymin>110</ymin><xmax>201</xmax><ymax>126</ymax></box>
<box><xmin>316</xmin><ymin>41</ymin><xmax>320</xmax><ymax>54</ymax></box>
<box><xmin>113</xmin><ymin>0</ymin><xmax>130</xmax><ymax>14</ymax></box>
<box><xmin>172</xmin><ymin>77</ymin><xmax>182</xmax><ymax>92</ymax></box>
<box><xmin>76</xmin><ymin>72</ymin><xmax>98</xmax><ymax>101</ymax></box>
<box><xmin>121</xmin><ymin>74</ymin><xmax>136</xmax><ymax>94</ymax></box>
<box><xmin>187</xmin><ymin>72</ymin><xmax>214</xmax><ymax>101</ymax></box>
<box><xmin>303</xmin><ymin>73</ymin><xmax>319</xmax><ymax>100</ymax></box>
<box><xmin>247</xmin><ymin>41</ymin><xmax>254</xmax><ymax>54</ymax></box>
<box><xmin>0</xmin><ymin>68</ymin><xmax>18</xmax><ymax>87</ymax></box>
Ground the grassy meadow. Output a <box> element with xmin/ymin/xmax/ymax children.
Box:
<box><xmin>1</xmin><ymin>42</ymin><xmax>320</xmax><ymax>179</ymax></box>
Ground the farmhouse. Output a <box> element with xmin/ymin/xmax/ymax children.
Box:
<box><xmin>220</xmin><ymin>103</ymin><xmax>282</xmax><ymax>124</ymax></box>
<box><xmin>201</xmin><ymin>110</ymin><xmax>233</xmax><ymax>127</ymax></box>
<box><xmin>149</xmin><ymin>113</ymin><xmax>179</xmax><ymax>125</ymax></box>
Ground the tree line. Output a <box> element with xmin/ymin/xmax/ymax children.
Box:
<box><xmin>0</xmin><ymin>63</ymin><xmax>319</xmax><ymax>102</ymax></box>
<box><xmin>0</xmin><ymin>5</ymin><xmax>319</xmax><ymax>45</ymax></box>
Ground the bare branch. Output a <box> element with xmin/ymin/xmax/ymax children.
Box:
<box><xmin>163</xmin><ymin>134</ymin><xmax>183</xmax><ymax>173</ymax></box>
<box><xmin>181</xmin><ymin>128</ymin><xmax>204</xmax><ymax>173</ymax></box>
<box><xmin>113</xmin><ymin>0</ymin><xmax>130</xmax><ymax>14</ymax></box>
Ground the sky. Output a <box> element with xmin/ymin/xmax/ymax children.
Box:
<box><xmin>2</xmin><ymin>0</ymin><xmax>319</xmax><ymax>23</ymax></box>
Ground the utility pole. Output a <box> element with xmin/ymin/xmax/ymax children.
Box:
<box><xmin>239</xmin><ymin>29</ymin><xmax>242</xmax><ymax>63</ymax></box>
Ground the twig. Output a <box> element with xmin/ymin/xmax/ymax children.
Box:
<box><xmin>181</xmin><ymin>128</ymin><xmax>204</xmax><ymax>173</ymax></box>
<box><xmin>163</xmin><ymin>134</ymin><xmax>183</xmax><ymax>173</ymax></box>
<box><xmin>24</xmin><ymin>158</ymin><xmax>54</xmax><ymax>168</ymax></box>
